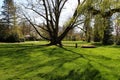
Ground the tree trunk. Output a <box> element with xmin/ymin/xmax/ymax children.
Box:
<box><xmin>102</xmin><ymin>17</ymin><xmax>113</xmax><ymax>45</ymax></box>
<box><xmin>48</xmin><ymin>37</ymin><xmax>63</xmax><ymax>47</ymax></box>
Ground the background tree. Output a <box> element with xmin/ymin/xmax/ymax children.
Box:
<box><xmin>0</xmin><ymin>0</ymin><xmax>20</xmax><ymax>42</ymax></box>
<box><xmin>102</xmin><ymin>17</ymin><xmax>114</xmax><ymax>45</ymax></box>
<box><xmin>0</xmin><ymin>19</ymin><xmax>9</xmax><ymax>41</ymax></box>
<box><xmin>93</xmin><ymin>15</ymin><xmax>103</xmax><ymax>42</ymax></box>
<box><xmin>114</xmin><ymin>19</ymin><xmax>120</xmax><ymax>45</ymax></box>
<box><xmin>87</xmin><ymin>0</ymin><xmax>120</xmax><ymax>45</ymax></box>
<box><xmin>1</xmin><ymin>0</ymin><xmax>16</xmax><ymax>28</ymax></box>
<box><xmin>83</xmin><ymin>14</ymin><xmax>92</xmax><ymax>42</ymax></box>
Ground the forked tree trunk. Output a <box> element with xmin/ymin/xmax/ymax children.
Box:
<box><xmin>49</xmin><ymin>38</ymin><xmax>62</xmax><ymax>47</ymax></box>
<box><xmin>48</xmin><ymin>27</ymin><xmax>73</xmax><ymax>47</ymax></box>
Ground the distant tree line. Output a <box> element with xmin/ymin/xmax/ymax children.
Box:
<box><xmin>0</xmin><ymin>0</ymin><xmax>38</xmax><ymax>42</ymax></box>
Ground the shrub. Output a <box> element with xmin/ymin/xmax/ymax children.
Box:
<box><xmin>102</xmin><ymin>37</ymin><xmax>114</xmax><ymax>45</ymax></box>
<box><xmin>25</xmin><ymin>36</ymin><xmax>36</xmax><ymax>41</ymax></box>
<box><xmin>94</xmin><ymin>36</ymin><xmax>101</xmax><ymax>42</ymax></box>
<box><xmin>116</xmin><ymin>38</ymin><xmax>120</xmax><ymax>45</ymax></box>
<box><xmin>5</xmin><ymin>32</ymin><xmax>20</xmax><ymax>42</ymax></box>
<box><xmin>19</xmin><ymin>38</ymin><xmax>25</xmax><ymax>42</ymax></box>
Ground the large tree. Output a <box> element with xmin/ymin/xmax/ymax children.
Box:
<box><xmin>87</xmin><ymin>0</ymin><xmax>120</xmax><ymax>45</ymax></box>
<box><xmin>20</xmin><ymin>0</ymin><xmax>87</xmax><ymax>46</ymax></box>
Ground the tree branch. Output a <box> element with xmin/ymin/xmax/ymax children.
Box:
<box><xmin>88</xmin><ymin>6</ymin><xmax>120</xmax><ymax>17</ymax></box>
<box><xmin>22</xmin><ymin>12</ymin><xmax>50</xmax><ymax>40</ymax></box>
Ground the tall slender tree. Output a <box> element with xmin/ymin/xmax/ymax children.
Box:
<box><xmin>114</xmin><ymin>19</ymin><xmax>120</xmax><ymax>45</ymax></box>
<box><xmin>1</xmin><ymin>0</ymin><xmax>16</xmax><ymax>29</ymax></box>
<box><xmin>93</xmin><ymin>15</ymin><xmax>104</xmax><ymax>42</ymax></box>
<box><xmin>0</xmin><ymin>0</ymin><xmax>19</xmax><ymax>42</ymax></box>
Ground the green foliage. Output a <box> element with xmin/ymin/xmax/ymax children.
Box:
<box><xmin>1</xmin><ymin>0</ymin><xmax>16</xmax><ymax>27</ymax></box>
<box><xmin>0</xmin><ymin>23</ymin><xmax>9</xmax><ymax>41</ymax></box>
<box><xmin>94</xmin><ymin>33</ymin><xmax>101</xmax><ymax>42</ymax></box>
<box><xmin>6</xmin><ymin>32</ymin><xmax>20</xmax><ymax>42</ymax></box>
<box><xmin>0</xmin><ymin>22</ymin><xmax>20</xmax><ymax>42</ymax></box>
<box><xmin>0</xmin><ymin>32</ymin><xmax>20</xmax><ymax>42</ymax></box>
<box><xmin>116</xmin><ymin>38</ymin><xmax>120</xmax><ymax>45</ymax></box>
<box><xmin>102</xmin><ymin>17</ymin><xmax>114</xmax><ymax>45</ymax></box>
<box><xmin>93</xmin><ymin>15</ymin><xmax>103</xmax><ymax>42</ymax></box>
<box><xmin>25</xmin><ymin>36</ymin><xmax>36</xmax><ymax>41</ymax></box>
<box><xmin>0</xmin><ymin>0</ymin><xmax>20</xmax><ymax>42</ymax></box>
<box><xmin>81</xmin><ymin>0</ymin><xmax>120</xmax><ymax>44</ymax></box>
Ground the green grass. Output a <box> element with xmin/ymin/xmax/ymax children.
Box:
<box><xmin>0</xmin><ymin>41</ymin><xmax>120</xmax><ymax>80</ymax></box>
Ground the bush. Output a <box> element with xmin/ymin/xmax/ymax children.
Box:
<box><xmin>25</xmin><ymin>36</ymin><xmax>36</xmax><ymax>41</ymax></box>
<box><xmin>5</xmin><ymin>32</ymin><xmax>20</xmax><ymax>42</ymax></box>
<box><xmin>102</xmin><ymin>37</ymin><xmax>114</xmax><ymax>45</ymax></box>
<box><xmin>19</xmin><ymin>38</ymin><xmax>25</xmax><ymax>42</ymax></box>
<box><xmin>116</xmin><ymin>38</ymin><xmax>120</xmax><ymax>45</ymax></box>
<box><xmin>93</xmin><ymin>33</ymin><xmax>102</xmax><ymax>42</ymax></box>
<box><xmin>94</xmin><ymin>36</ymin><xmax>101</xmax><ymax>42</ymax></box>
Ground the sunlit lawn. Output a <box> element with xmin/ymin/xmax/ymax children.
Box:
<box><xmin>0</xmin><ymin>41</ymin><xmax>120</xmax><ymax>80</ymax></box>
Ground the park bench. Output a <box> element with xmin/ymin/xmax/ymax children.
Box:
<box><xmin>81</xmin><ymin>45</ymin><xmax>96</xmax><ymax>48</ymax></box>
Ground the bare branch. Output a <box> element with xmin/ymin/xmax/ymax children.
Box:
<box><xmin>22</xmin><ymin>11</ymin><xmax>50</xmax><ymax>40</ymax></box>
<box><xmin>59</xmin><ymin>0</ymin><xmax>68</xmax><ymax>13</ymax></box>
<box><xmin>77</xmin><ymin>26</ymin><xmax>85</xmax><ymax>32</ymax></box>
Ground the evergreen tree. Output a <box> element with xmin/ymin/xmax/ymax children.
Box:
<box><xmin>0</xmin><ymin>19</ymin><xmax>9</xmax><ymax>41</ymax></box>
<box><xmin>0</xmin><ymin>0</ymin><xmax>19</xmax><ymax>42</ymax></box>
<box><xmin>1</xmin><ymin>0</ymin><xmax>16</xmax><ymax>28</ymax></box>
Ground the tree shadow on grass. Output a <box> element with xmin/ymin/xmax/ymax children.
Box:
<box><xmin>0</xmin><ymin>44</ymin><xmax>47</xmax><ymax>79</ymax></box>
<box><xmin>52</xmin><ymin>47</ymin><xmax>120</xmax><ymax>80</ymax></box>
<box><xmin>33</xmin><ymin>57</ymin><xmax>102</xmax><ymax>80</ymax></box>
<box><xmin>20</xmin><ymin>46</ymin><xmax>103</xmax><ymax>80</ymax></box>
<box><xmin>3</xmin><ymin>45</ymin><xmax>102</xmax><ymax>80</ymax></box>
<box><xmin>0</xmin><ymin>47</ymin><xmax>32</xmax><ymax>70</ymax></box>
<box><xmin>0</xmin><ymin>44</ymin><xmax>119</xmax><ymax>80</ymax></box>
<box><xmin>48</xmin><ymin>66</ymin><xmax>102</xmax><ymax>80</ymax></box>
<box><xmin>61</xmin><ymin>47</ymin><xmax>112</xmax><ymax>60</ymax></box>
<box><xmin>0</xmin><ymin>44</ymin><xmax>45</xmax><ymax>69</ymax></box>
<box><xmin>109</xmin><ymin>45</ymin><xmax>120</xmax><ymax>48</ymax></box>
<box><xmin>43</xmin><ymin>62</ymin><xmax>101</xmax><ymax>80</ymax></box>
<box><xmin>19</xmin><ymin>46</ymin><xmax>119</xmax><ymax>80</ymax></box>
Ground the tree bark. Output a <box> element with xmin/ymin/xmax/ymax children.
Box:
<box><xmin>49</xmin><ymin>38</ymin><xmax>63</xmax><ymax>47</ymax></box>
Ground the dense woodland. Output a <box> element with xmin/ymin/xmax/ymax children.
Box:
<box><xmin>0</xmin><ymin>0</ymin><xmax>120</xmax><ymax>46</ymax></box>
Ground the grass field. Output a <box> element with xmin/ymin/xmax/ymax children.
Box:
<box><xmin>0</xmin><ymin>41</ymin><xmax>120</xmax><ymax>80</ymax></box>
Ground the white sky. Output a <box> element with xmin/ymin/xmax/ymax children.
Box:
<box><xmin>0</xmin><ymin>0</ymin><xmax>78</xmax><ymax>26</ymax></box>
<box><xmin>60</xmin><ymin>0</ymin><xmax>78</xmax><ymax>25</ymax></box>
<box><xmin>0</xmin><ymin>0</ymin><xmax>3</xmax><ymax>10</ymax></box>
